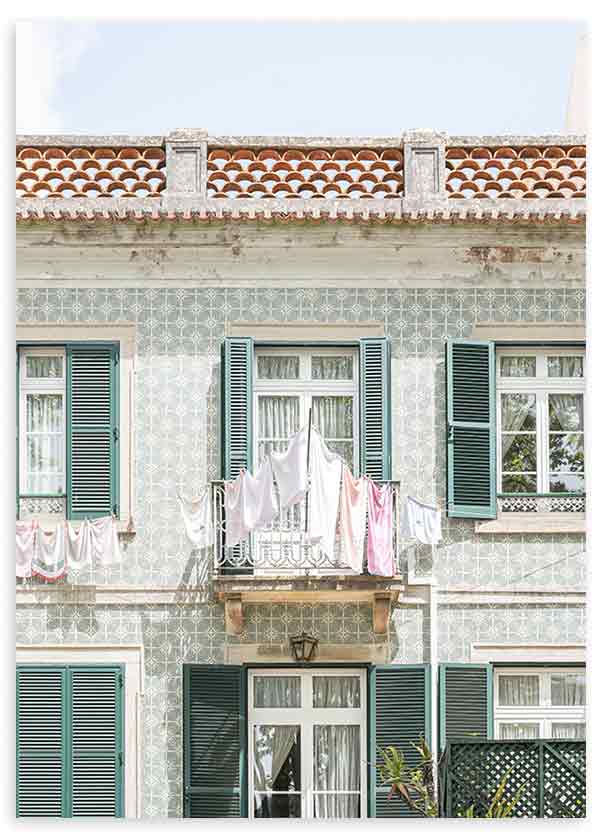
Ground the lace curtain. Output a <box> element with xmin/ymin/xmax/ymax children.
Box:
<box><xmin>551</xmin><ymin>723</ymin><xmax>585</xmax><ymax>739</ymax></box>
<box><xmin>313</xmin><ymin>676</ymin><xmax>360</xmax><ymax>708</ymax></box>
<box><xmin>548</xmin><ymin>356</ymin><xmax>583</xmax><ymax>377</ymax></box>
<box><xmin>254</xmin><ymin>676</ymin><xmax>301</xmax><ymax>708</ymax></box>
<box><xmin>25</xmin><ymin>393</ymin><xmax>64</xmax><ymax>493</ymax></box>
<box><xmin>499</xmin><ymin>722</ymin><xmax>540</xmax><ymax>739</ymax></box>
<box><xmin>498</xmin><ymin>675</ymin><xmax>540</xmax><ymax>706</ymax></box>
<box><xmin>551</xmin><ymin>674</ymin><xmax>585</xmax><ymax>706</ymax></box>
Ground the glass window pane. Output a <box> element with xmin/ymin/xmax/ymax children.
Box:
<box><xmin>549</xmin><ymin>433</ymin><xmax>584</xmax><ymax>473</ymax></box>
<box><xmin>253</xmin><ymin>725</ymin><xmax>301</xmax><ymax>794</ymax></box>
<box><xmin>312</xmin><ymin>396</ymin><xmax>353</xmax><ymax>439</ymax></box>
<box><xmin>254</xmin><ymin>676</ymin><xmax>301</xmax><ymax>708</ymax></box>
<box><xmin>24</xmin><ymin>393</ymin><xmax>64</xmax><ymax>494</ymax></box>
<box><xmin>25</xmin><ymin>355</ymin><xmax>63</xmax><ymax>379</ymax></box>
<box><xmin>311</xmin><ymin>356</ymin><xmax>353</xmax><ymax>380</ymax></box>
<box><xmin>502</xmin><ymin>434</ymin><xmax>537</xmax><ymax>473</ymax></box>
<box><xmin>313</xmin><ymin>725</ymin><xmax>360</xmax><ymax>818</ymax></box>
<box><xmin>498</xmin><ymin>675</ymin><xmax>540</xmax><ymax>706</ymax></box>
<box><xmin>549</xmin><ymin>394</ymin><xmax>583</xmax><ymax>432</ymax></box>
<box><xmin>549</xmin><ymin>474</ymin><xmax>585</xmax><ymax>493</ymax></box>
<box><xmin>257</xmin><ymin>355</ymin><xmax>300</xmax><ymax>380</ymax></box>
<box><xmin>500</xmin><ymin>356</ymin><xmax>536</xmax><ymax>377</ymax></box>
<box><xmin>254</xmin><ymin>793</ymin><xmax>301</xmax><ymax>819</ymax></box>
<box><xmin>551</xmin><ymin>723</ymin><xmax>586</xmax><ymax>739</ymax></box>
<box><xmin>501</xmin><ymin>393</ymin><xmax>536</xmax><ymax>431</ymax></box>
<box><xmin>258</xmin><ymin>396</ymin><xmax>300</xmax><ymax>460</ymax></box>
<box><xmin>26</xmin><ymin>393</ymin><xmax>63</xmax><ymax>434</ymax></box>
<box><xmin>502</xmin><ymin>474</ymin><xmax>537</xmax><ymax>493</ymax></box>
<box><xmin>499</xmin><ymin>722</ymin><xmax>540</xmax><ymax>739</ymax></box>
<box><xmin>551</xmin><ymin>674</ymin><xmax>585</xmax><ymax>706</ymax></box>
<box><xmin>313</xmin><ymin>676</ymin><xmax>360</xmax><ymax>708</ymax></box>
<box><xmin>547</xmin><ymin>356</ymin><xmax>583</xmax><ymax>378</ymax></box>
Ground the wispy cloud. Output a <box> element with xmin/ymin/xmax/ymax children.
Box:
<box><xmin>16</xmin><ymin>21</ymin><xmax>96</xmax><ymax>132</ymax></box>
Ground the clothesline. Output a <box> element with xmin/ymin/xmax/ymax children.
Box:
<box><xmin>179</xmin><ymin>423</ymin><xmax>441</xmax><ymax>577</ymax></box>
<box><xmin>15</xmin><ymin>516</ymin><xmax>121</xmax><ymax>580</ymax></box>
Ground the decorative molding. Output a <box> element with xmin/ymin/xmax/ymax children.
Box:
<box><xmin>470</xmin><ymin>643</ymin><xmax>585</xmax><ymax>664</ymax></box>
<box><xmin>471</xmin><ymin>321</ymin><xmax>585</xmax><ymax>342</ymax></box>
<box><xmin>227</xmin><ymin>321</ymin><xmax>385</xmax><ymax>340</ymax></box>
<box><xmin>224</xmin><ymin>595</ymin><xmax>243</xmax><ymax>636</ymax></box>
<box><xmin>373</xmin><ymin>593</ymin><xmax>393</xmax><ymax>633</ymax></box>
<box><xmin>475</xmin><ymin>514</ymin><xmax>585</xmax><ymax>534</ymax></box>
<box><xmin>225</xmin><ymin>641</ymin><xmax>389</xmax><ymax>665</ymax></box>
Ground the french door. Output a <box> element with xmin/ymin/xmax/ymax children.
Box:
<box><xmin>248</xmin><ymin>668</ymin><xmax>367</xmax><ymax>820</ymax></box>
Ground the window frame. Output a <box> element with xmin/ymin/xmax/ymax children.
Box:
<box><xmin>496</xmin><ymin>346</ymin><xmax>585</xmax><ymax>496</ymax></box>
<box><xmin>494</xmin><ymin>666</ymin><xmax>586</xmax><ymax>740</ymax></box>
<box><xmin>253</xmin><ymin>346</ymin><xmax>359</xmax><ymax>471</ymax></box>
<box><xmin>18</xmin><ymin>346</ymin><xmax>67</xmax><ymax>498</ymax></box>
<box><xmin>247</xmin><ymin>667</ymin><xmax>367</xmax><ymax>820</ymax></box>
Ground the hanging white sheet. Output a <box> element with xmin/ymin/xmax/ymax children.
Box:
<box><xmin>225</xmin><ymin>460</ymin><xmax>278</xmax><ymax>548</ymax></box>
<box><xmin>400</xmin><ymin>495</ymin><xmax>442</xmax><ymax>546</ymax></box>
<box><xmin>307</xmin><ymin>429</ymin><xmax>342</xmax><ymax>563</ymax></box>
<box><xmin>179</xmin><ymin>488</ymin><xmax>212</xmax><ymax>549</ymax></box>
<box><xmin>33</xmin><ymin>523</ymin><xmax>67</xmax><ymax>580</ymax></box>
<box><xmin>16</xmin><ymin>521</ymin><xmax>35</xmax><ymax>578</ymax></box>
<box><xmin>270</xmin><ymin>426</ymin><xmax>309</xmax><ymax>510</ymax></box>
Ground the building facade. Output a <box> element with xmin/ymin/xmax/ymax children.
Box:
<box><xmin>16</xmin><ymin>130</ymin><xmax>586</xmax><ymax>818</ymax></box>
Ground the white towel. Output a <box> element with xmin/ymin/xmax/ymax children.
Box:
<box><xmin>179</xmin><ymin>489</ymin><xmax>212</xmax><ymax>549</ymax></box>
<box><xmin>88</xmin><ymin>516</ymin><xmax>121</xmax><ymax>566</ymax></box>
<box><xmin>401</xmin><ymin>495</ymin><xmax>442</xmax><ymax>546</ymax></box>
<box><xmin>307</xmin><ymin>430</ymin><xmax>342</xmax><ymax>563</ymax></box>
<box><xmin>16</xmin><ymin>521</ymin><xmax>35</xmax><ymax>578</ymax></box>
<box><xmin>34</xmin><ymin>523</ymin><xmax>67</xmax><ymax>580</ymax></box>
<box><xmin>339</xmin><ymin>467</ymin><xmax>367</xmax><ymax>573</ymax></box>
<box><xmin>270</xmin><ymin>426</ymin><xmax>309</xmax><ymax>510</ymax></box>
<box><xmin>225</xmin><ymin>460</ymin><xmax>278</xmax><ymax>548</ymax></box>
<box><xmin>66</xmin><ymin>520</ymin><xmax>91</xmax><ymax>570</ymax></box>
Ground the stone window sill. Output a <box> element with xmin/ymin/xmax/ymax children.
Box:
<box><xmin>475</xmin><ymin>514</ymin><xmax>585</xmax><ymax>535</ymax></box>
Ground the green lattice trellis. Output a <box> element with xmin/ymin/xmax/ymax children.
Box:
<box><xmin>439</xmin><ymin>740</ymin><xmax>586</xmax><ymax>818</ymax></box>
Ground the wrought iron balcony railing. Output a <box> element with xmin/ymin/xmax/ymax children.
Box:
<box><xmin>211</xmin><ymin>480</ymin><xmax>402</xmax><ymax>576</ymax></box>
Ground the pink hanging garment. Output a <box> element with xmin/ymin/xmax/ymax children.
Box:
<box><xmin>339</xmin><ymin>466</ymin><xmax>367</xmax><ymax>573</ymax></box>
<box><xmin>16</xmin><ymin>521</ymin><xmax>35</xmax><ymax>578</ymax></box>
<box><xmin>33</xmin><ymin>523</ymin><xmax>67</xmax><ymax>580</ymax></box>
<box><xmin>366</xmin><ymin>480</ymin><xmax>395</xmax><ymax>577</ymax></box>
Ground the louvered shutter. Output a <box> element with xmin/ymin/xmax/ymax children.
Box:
<box><xmin>360</xmin><ymin>337</ymin><xmax>391</xmax><ymax>480</ymax></box>
<box><xmin>71</xmin><ymin>667</ymin><xmax>123</xmax><ymax>817</ymax></box>
<box><xmin>67</xmin><ymin>344</ymin><xmax>119</xmax><ymax>520</ymax></box>
<box><xmin>17</xmin><ymin>667</ymin><xmax>65</xmax><ymax>817</ymax></box>
<box><xmin>221</xmin><ymin>338</ymin><xmax>253</xmax><ymax>480</ymax></box>
<box><xmin>183</xmin><ymin>664</ymin><xmax>246</xmax><ymax>818</ymax></box>
<box><xmin>446</xmin><ymin>340</ymin><xmax>496</xmax><ymax>518</ymax></box>
<box><xmin>369</xmin><ymin>665</ymin><xmax>431</xmax><ymax>818</ymax></box>
<box><xmin>439</xmin><ymin>664</ymin><xmax>492</xmax><ymax>751</ymax></box>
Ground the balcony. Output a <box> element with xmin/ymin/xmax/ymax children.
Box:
<box><xmin>210</xmin><ymin>480</ymin><xmax>404</xmax><ymax>635</ymax></box>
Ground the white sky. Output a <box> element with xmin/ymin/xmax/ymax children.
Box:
<box><xmin>16</xmin><ymin>20</ymin><xmax>584</xmax><ymax>135</ymax></box>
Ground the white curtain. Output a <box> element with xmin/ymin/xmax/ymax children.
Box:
<box><xmin>499</xmin><ymin>722</ymin><xmax>540</xmax><ymax>739</ymax></box>
<box><xmin>313</xmin><ymin>676</ymin><xmax>360</xmax><ymax>708</ymax></box>
<box><xmin>548</xmin><ymin>356</ymin><xmax>583</xmax><ymax>377</ymax></box>
<box><xmin>501</xmin><ymin>356</ymin><xmax>536</xmax><ymax>377</ymax></box>
<box><xmin>258</xmin><ymin>395</ymin><xmax>300</xmax><ymax>460</ymax></box>
<box><xmin>552</xmin><ymin>723</ymin><xmax>585</xmax><ymax>739</ymax></box>
<box><xmin>313</xmin><ymin>725</ymin><xmax>360</xmax><ymax>818</ymax></box>
<box><xmin>253</xmin><ymin>725</ymin><xmax>300</xmax><ymax>791</ymax></box>
<box><xmin>312</xmin><ymin>396</ymin><xmax>353</xmax><ymax>465</ymax></box>
<box><xmin>551</xmin><ymin>674</ymin><xmax>585</xmax><ymax>706</ymax></box>
<box><xmin>25</xmin><ymin>393</ymin><xmax>64</xmax><ymax>493</ymax></box>
<box><xmin>254</xmin><ymin>676</ymin><xmax>301</xmax><ymax>708</ymax></box>
<box><xmin>311</xmin><ymin>356</ymin><xmax>352</xmax><ymax>380</ymax></box>
<box><xmin>257</xmin><ymin>355</ymin><xmax>300</xmax><ymax>380</ymax></box>
<box><xmin>26</xmin><ymin>355</ymin><xmax>63</xmax><ymax>378</ymax></box>
<box><xmin>498</xmin><ymin>675</ymin><xmax>539</xmax><ymax>706</ymax></box>
<box><xmin>501</xmin><ymin>393</ymin><xmax>536</xmax><ymax>457</ymax></box>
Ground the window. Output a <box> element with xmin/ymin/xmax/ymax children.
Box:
<box><xmin>497</xmin><ymin>348</ymin><xmax>585</xmax><ymax>495</ymax></box>
<box><xmin>248</xmin><ymin>669</ymin><xmax>367</xmax><ymax>819</ymax></box>
<box><xmin>254</xmin><ymin>348</ymin><xmax>359</xmax><ymax>470</ymax></box>
<box><xmin>494</xmin><ymin>668</ymin><xmax>586</xmax><ymax>740</ymax></box>
<box><xmin>17</xmin><ymin>343</ymin><xmax>119</xmax><ymax>521</ymax></box>
<box><xmin>16</xmin><ymin>664</ymin><xmax>124</xmax><ymax>817</ymax></box>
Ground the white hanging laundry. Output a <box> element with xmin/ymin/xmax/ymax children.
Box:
<box><xmin>307</xmin><ymin>429</ymin><xmax>342</xmax><ymax>563</ymax></box>
<box><xmin>225</xmin><ymin>460</ymin><xmax>278</xmax><ymax>548</ymax></box>
<box><xmin>33</xmin><ymin>523</ymin><xmax>67</xmax><ymax>580</ymax></box>
<box><xmin>270</xmin><ymin>426</ymin><xmax>308</xmax><ymax>510</ymax></box>
<box><xmin>16</xmin><ymin>521</ymin><xmax>35</xmax><ymax>578</ymax></box>
<box><xmin>400</xmin><ymin>495</ymin><xmax>442</xmax><ymax>546</ymax></box>
<box><xmin>88</xmin><ymin>516</ymin><xmax>121</xmax><ymax>566</ymax></box>
<box><xmin>179</xmin><ymin>489</ymin><xmax>212</xmax><ymax>549</ymax></box>
<box><xmin>339</xmin><ymin>466</ymin><xmax>367</xmax><ymax>573</ymax></box>
<box><xmin>66</xmin><ymin>520</ymin><xmax>91</xmax><ymax>570</ymax></box>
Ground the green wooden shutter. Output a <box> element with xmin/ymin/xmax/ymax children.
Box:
<box><xmin>70</xmin><ymin>667</ymin><xmax>124</xmax><ymax>817</ymax></box>
<box><xmin>446</xmin><ymin>340</ymin><xmax>496</xmax><ymax>518</ymax></box>
<box><xmin>183</xmin><ymin>664</ymin><xmax>246</xmax><ymax>818</ymax></box>
<box><xmin>17</xmin><ymin>667</ymin><xmax>66</xmax><ymax>817</ymax></box>
<box><xmin>67</xmin><ymin>344</ymin><xmax>119</xmax><ymax>520</ymax></box>
<box><xmin>360</xmin><ymin>337</ymin><xmax>391</xmax><ymax>480</ymax></box>
<box><xmin>369</xmin><ymin>664</ymin><xmax>431</xmax><ymax>818</ymax></box>
<box><xmin>221</xmin><ymin>338</ymin><xmax>253</xmax><ymax>479</ymax></box>
<box><xmin>439</xmin><ymin>664</ymin><xmax>493</xmax><ymax>751</ymax></box>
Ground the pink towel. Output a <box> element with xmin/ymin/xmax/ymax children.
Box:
<box><xmin>367</xmin><ymin>480</ymin><xmax>395</xmax><ymax>577</ymax></box>
<box><xmin>339</xmin><ymin>467</ymin><xmax>367</xmax><ymax>573</ymax></box>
